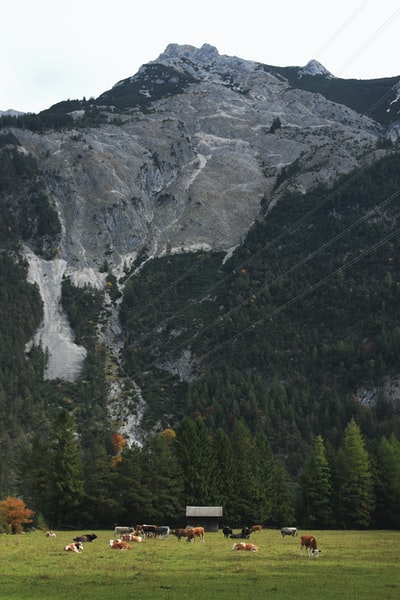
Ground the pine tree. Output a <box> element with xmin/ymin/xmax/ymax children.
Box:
<box><xmin>371</xmin><ymin>434</ymin><xmax>400</xmax><ymax>528</ymax></box>
<box><xmin>175</xmin><ymin>416</ymin><xmax>218</xmax><ymax>506</ymax></box>
<box><xmin>212</xmin><ymin>428</ymin><xmax>236</xmax><ymax>521</ymax></box>
<box><xmin>298</xmin><ymin>435</ymin><xmax>333</xmax><ymax>528</ymax></box>
<box><xmin>335</xmin><ymin>419</ymin><xmax>374</xmax><ymax>529</ymax></box>
<box><xmin>230</xmin><ymin>420</ymin><xmax>259</xmax><ymax>525</ymax></box>
<box><xmin>143</xmin><ymin>432</ymin><xmax>184</xmax><ymax>522</ymax></box>
<box><xmin>47</xmin><ymin>409</ymin><xmax>85</xmax><ymax>528</ymax></box>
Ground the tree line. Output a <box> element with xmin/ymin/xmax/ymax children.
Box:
<box><xmin>3</xmin><ymin>410</ymin><xmax>398</xmax><ymax>532</ymax></box>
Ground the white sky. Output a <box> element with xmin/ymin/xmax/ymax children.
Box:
<box><xmin>1</xmin><ymin>0</ymin><xmax>399</xmax><ymax>114</ymax></box>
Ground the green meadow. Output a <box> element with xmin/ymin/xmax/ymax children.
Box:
<box><xmin>0</xmin><ymin>529</ymin><xmax>398</xmax><ymax>599</ymax></box>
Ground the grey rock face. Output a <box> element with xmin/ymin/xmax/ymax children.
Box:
<box><xmin>17</xmin><ymin>44</ymin><xmax>382</xmax><ymax>274</ymax></box>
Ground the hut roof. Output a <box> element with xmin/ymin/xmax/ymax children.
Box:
<box><xmin>185</xmin><ymin>506</ymin><xmax>223</xmax><ymax>517</ymax></box>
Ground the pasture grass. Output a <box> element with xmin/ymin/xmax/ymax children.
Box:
<box><xmin>0</xmin><ymin>529</ymin><xmax>399</xmax><ymax>599</ymax></box>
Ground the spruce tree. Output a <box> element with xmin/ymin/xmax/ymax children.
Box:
<box><xmin>48</xmin><ymin>409</ymin><xmax>85</xmax><ymax>528</ymax></box>
<box><xmin>335</xmin><ymin>419</ymin><xmax>374</xmax><ymax>529</ymax></box>
<box><xmin>372</xmin><ymin>434</ymin><xmax>400</xmax><ymax>528</ymax></box>
<box><xmin>298</xmin><ymin>435</ymin><xmax>333</xmax><ymax>528</ymax></box>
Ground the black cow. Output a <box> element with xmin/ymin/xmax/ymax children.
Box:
<box><xmin>73</xmin><ymin>533</ymin><xmax>98</xmax><ymax>543</ymax></box>
<box><xmin>222</xmin><ymin>526</ymin><xmax>233</xmax><ymax>538</ymax></box>
<box><xmin>230</xmin><ymin>527</ymin><xmax>251</xmax><ymax>540</ymax></box>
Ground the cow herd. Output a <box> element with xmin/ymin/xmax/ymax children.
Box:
<box><xmin>56</xmin><ymin>525</ymin><xmax>321</xmax><ymax>557</ymax></box>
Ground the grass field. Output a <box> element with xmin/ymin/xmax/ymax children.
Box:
<box><xmin>0</xmin><ymin>529</ymin><xmax>399</xmax><ymax>599</ymax></box>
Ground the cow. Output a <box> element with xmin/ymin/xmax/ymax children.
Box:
<box><xmin>64</xmin><ymin>542</ymin><xmax>83</xmax><ymax>553</ymax></box>
<box><xmin>109</xmin><ymin>539</ymin><xmax>132</xmax><ymax>550</ymax></box>
<box><xmin>300</xmin><ymin>535</ymin><xmax>320</xmax><ymax>557</ymax></box>
<box><xmin>222</xmin><ymin>526</ymin><xmax>233</xmax><ymax>538</ymax></box>
<box><xmin>172</xmin><ymin>528</ymin><xmax>190</xmax><ymax>541</ymax></box>
<box><xmin>137</xmin><ymin>524</ymin><xmax>158</xmax><ymax>538</ymax></box>
<box><xmin>186</xmin><ymin>527</ymin><xmax>205</xmax><ymax>542</ymax></box>
<box><xmin>154</xmin><ymin>526</ymin><xmax>170</xmax><ymax>539</ymax></box>
<box><xmin>230</xmin><ymin>527</ymin><xmax>251</xmax><ymax>540</ymax></box>
<box><xmin>232</xmin><ymin>542</ymin><xmax>260</xmax><ymax>552</ymax></box>
<box><xmin>73</xmin><ymin>533</ymin><xmax>98</xmax><ymax>543</ymax></box>
<box><xmin>45</xmin><ymin>531</ymin><xmax>56</xmax><ymax>538</ymax></box>
<box><xmin>114</xmin><ymin>526</ymin><xmax>135</xmax><ymax>537</ymax></box>
<box><xmin>281</xmin><ymin>527</ymin><xmax>297</xmax><ymax>538</ymax></box>
<box><xmin>121</xmin><ymin>533</ymin><xmax>143</xmax><ymax>542</ymax></box>
<box><xmin>250</xmin><ymin>525</ymin><xmax>262</xmax><ymax>533</ymax></box>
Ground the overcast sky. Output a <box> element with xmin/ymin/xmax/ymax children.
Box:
<box><xmin>1</xmin><ymin>0</ymin><xmax>399</xmax><ymax>113</ymax></box>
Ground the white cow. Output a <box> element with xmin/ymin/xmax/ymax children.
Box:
<box><xmin>281</xmin><ymin>527</ymin><xmax>297</xmax><ymax>538</ymax></box>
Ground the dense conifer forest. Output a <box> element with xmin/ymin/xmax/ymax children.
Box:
<box><xmin>1</xmin><ymin>128</ymin><xmax>400</xmax><ymax>530</ymax></box>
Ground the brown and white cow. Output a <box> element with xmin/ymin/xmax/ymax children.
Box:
<box><xmin>300</xmin><ymin>535</ymin><xmax>320</xmax><ymax>557</ymax></box>
<box><xmin>186</xmin><ymin>527</ymin><xmax>204</xmax><ymax>542</ymax></box>
<box><xmin>46</xmin><ymin>530</ymin><xmax>56</xmax><ymax>538</ymax></box>
<box><xmin>109</xmin><ymin>539</ymin><xmax>132</xmax><ymax>550</ymax></box>
<box><xmin>64</xmin><ymin>542</ymin><xmax>83</xmax><ymax>553</ymax></box>
<box><xmin>121</xmin><ymin>533</ymin><xmax>143</xmax><ymax>543</ymax></box>
<box><xmin>232</xmin><ymin>542</ymin><xmax>260</xmax><ymax>552</ymax></box>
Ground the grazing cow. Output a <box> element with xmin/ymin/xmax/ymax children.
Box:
<box><xmin>154</xmin><ymin>526</ymin><xmax>170</xmax><ymax>539</ymax></box>
<box><xmin>109</xmin><ymin>539</ymin><xmax>132</xmax><ymax>550</ymax></box>
<box><xmin>232</xmin><ymin>542</ymin><xmax>260</xmax><ymax>552</ymax></box>
<box><xmin>222</xmin><ymin>526</ymin><xmax>233</xmax><ymax>538</ymax></box>
<box><xmin>64</xmin><ymin>542</ymin><xmax>83</xmax><ymax>553</ymax></box>
<box><xmin>230</xmin><ymin>527</ymin><xmax>252</xmax><ymax>540</ymax></box>
<box><xmin>73</xmin><ymin>533</ymin><xmax>98</xmax><ymax>543</ymax></box>
<box><xmin>281</xmin><ymin>527</ymin><xmax>297</xmax><ymax>538</ymax></box>
<box><xmin>300</xmin><ymin>535</ymin><xmax>320</xmax><ymax>557</ymax></box>
<box><xmin>46</xmin><ymin>531</ymin><xmax>56</xmax><ymax>538</ymax></box>
<box><xmin>186</xmin><ymin>527</ymin><xmax>205</xmax><ymax>543</ymax></box>
<box><xmin>114</xmin><ymin>526</ymin><xmax>134</xmax><ymax>537</ymax></box>
<box><xmin>172</xmin><ymin>528</ymin><xmax>190</xmax><ymax>541</ymax></box>
<box><xmin>137</xmin><ymin>524</ymin><xmax>158</xmax><ymax>538</ymax></box>
<box><xmin>250</xmin><ymin>525</ymin><xmax>262</xmax><ymax>533</ymax></box>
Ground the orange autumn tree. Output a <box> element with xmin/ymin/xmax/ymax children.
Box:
<box><xmin>111</xmin><ymin>432</ymin><xmax>127</xmax><ymax>467</ymax></box>
<box><xmin>0</xmin><ymin>496</ymin><xmax>34</xmax><ymax>534</ymax></box>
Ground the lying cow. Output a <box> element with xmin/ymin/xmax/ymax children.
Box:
<box><xmin>300</xmin><ymin>535</ymin><xmax>320</xmax><ymax>557</ymax></box>
<box><xmin>232</xmin><ymin>542</ymin><xmax>260</xmax><ymax>552</ymax></box>
<box><xmin>121</xmin><ymin>533</ymin><xmax>143</xmax><ymax>543</ymax></box>
<box><xmin>64</xmin><ymin>542</ymin><xmax>83</xmax><ymax>553</ymax></box>
<box><xmin>230</xmin><ymin>527</ymin><xmax>251</xmax><ymax>540</ymax></box>
<box><xmin>281</xmin><ymin>527</ymin><xmax>297</xmax><ymax>538</ymax></box>
<box><xmin>109</xmin><ymin>539</ymin><xmax>132</xmax><ymax>550</ymax></box>
<box><xmin>46</xmin><ymin>531</ymin><xmax>56</xmax><ymax>538</ymax></box>
<box><xmin>73</xmin><ymin>533</ymin><xmax>98</xmax><ymax>543</ymax></box>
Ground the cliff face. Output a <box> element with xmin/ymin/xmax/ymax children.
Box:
<box><xmin>5</xmin><ymin>44</ymin><xmax>396</xmax><ymax>384</ymax></box>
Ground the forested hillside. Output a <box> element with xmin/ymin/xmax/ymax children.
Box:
<box><xmin>1</xmin><ymin>131</ymin><xmax>400</xmax><ymax>530</ymax></box>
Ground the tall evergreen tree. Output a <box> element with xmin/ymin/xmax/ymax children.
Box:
<box><xmin>230</xmin><ymin>420</ymin><xmax>259</xmax><ymax>525</ymax></box>
<box><xmin>212</xmin><ymin>428</ymin><xmax>236</xmax><ymax>522</ymax></box>
<box><xmin>175</xmin><ymin>416</ymin><xmax>218</xmax><ymax>506</ymax></box>
<box><xmin>298</xmin><ymin>435</ymin><xmax>333</xmax><ymax>528</ymax></box>
<box><xmin>17</xmin><ymin>433</ymin><xmax>51</xmax><ymax>524</ymax></box>
<box><xmin>268</xmin><ymin>459</ymin><xmax>296</xmax><ymax>527</ymax></box>
<box><xmin>335</xmin><ymin>419</ymin><xmax>374</xmax><ymax>529</ymax></box>
<box><xmin>371</xmin><ymin>433</ymin><xmax>400</xmax><ymax>529</ymax></box>
<box><xmin>142</xmin><ymin>432</ymin><xmax>184</xmax><ymax>523</ymax></box>
<box><xmin>47</xmin><ymin>409</ymin><xmax>85</xmax><ymax>528</ymax></box>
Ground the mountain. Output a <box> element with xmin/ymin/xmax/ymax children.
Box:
<box><xmin>1</xmin><ymin>44</ymin><xmax>400</xmax><ymax>486</ymax></box>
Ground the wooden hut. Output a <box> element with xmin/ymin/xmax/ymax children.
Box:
<box><xmin>185</xmin><ymin>506</ymin><xmax>223</xmax><ymax>532</ymax></box>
